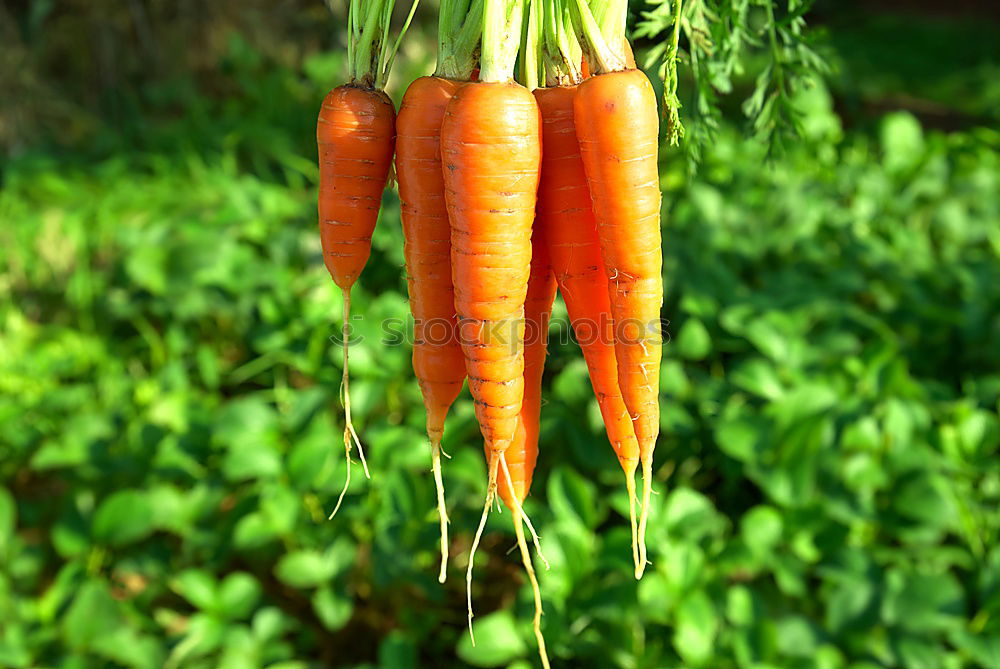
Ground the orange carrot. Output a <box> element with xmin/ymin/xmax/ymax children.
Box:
<box><xmin>394</xmin><ymin>0</ymin><xmax>482</xmax><ymax>583</ymax></box>
<box><xmin>440</xmin><ymin>0</ymin><xmax>546</xmax><ymax>659</ymax></box>
<box><xmin>534</xmin><ymin>83</ymin><xmax>642</xmax><ymax>573</ymax></box>
<box><xmin>319</xmin><ymin>0</ymin><xmax>416</xmax><ymax>516</ymax></box>
<box><xmin>441</xmin><ymin>85</ymin><xmax>540</xmax><ymax>478</ymax></box>
<box><xmin>575</xmin><ymin>67</ymin><xmax>663</xmax><ymax>578</ymax></box>
<box><xmin>442</xmin><ymin>79</ymin><xmax>542</xmax><ymax>622</ymax></box>
<box><xmin>396</xmin><ymin>75</ymin><xmax>467</xmax><ymax>583</ymax></box>
<box><xmin>317</xmin><ymin>84</ymin><xmax>395</xmax><ymax>516</ymax></box>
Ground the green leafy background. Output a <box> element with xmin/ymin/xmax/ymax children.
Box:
<box><xmin>1</xmin><ymin>1</ymin><xmax>999</xmax><ymax>667</ymax></box>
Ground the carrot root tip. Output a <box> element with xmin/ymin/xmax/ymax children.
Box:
<box><xmin>514</xmin><ymin>507</ymin><xmax>550</xmax><ymax>669</ymax></box>
<box><xmin>499</xmin><ymin>453</ymin><xmax>549</xmax><ymax>571</ymax></box>
<box><xmin>328</xmin><ymin>437</ymin><xmax>353</xmax><ymax>520</ymax></box>
<box><xmin>467</xmin><ymin>453</ymin><xmax>500</xmax><ymax>646</ymax></box>
<box><xmin>636</xmin><ymin>456</ymin><xmax>654</xmax><ymax>579</ymax></box>
<box><xmin>431</xmin><ymin>440</ymin><xmax>449</xmax><ymax>584</ymax></box>
<box><xmin>625</xmin><ymin>468</ymin><xmax>641</xmax><ymax>579</ymax></box>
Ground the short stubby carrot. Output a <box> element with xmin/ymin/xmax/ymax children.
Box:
<box><xmin>574</xmin><ymin>69</ymin><xmax>663</xmax><ymax>577</ymax></box>
<box><xmin>317</xmin><ymin>84</ymin><xmax>396</xmax><ymax>517</ymax></box>
<box><xmin>534</xmin><ymin>84</ymin><xmax>643</xmax><ymax>573</ymax></box>
<box><xmin>395</xmin><ymin>75</ymin><xmax>467</xmax><ymax>583</ymax></box>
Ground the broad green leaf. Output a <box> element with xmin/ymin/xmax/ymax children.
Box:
<box><xmin>275</xmin><ymin>550</ymin><xmax>337</xmax><ymax>589</ymax></box>
<box><xmin>171</xmin><ymin>569</ymin><xmax>217</xmax><ymax>610</ymax></box>
<box><xmin>674</xmin><ymin>590</ymin><xmax>718</xmax><ymax>667</ymax></box>
<box><xmin>676</xmin><ymin>318</ymin><xmax>712</xmax><ymax>360</ymax></box>
<box><xmin>881</xmin><ymin>112</ymin><xmax>925</xmax><ymax>173</ymax></box>
<box><xmin>377</xmin><ymin>631</ymin><xmax>417</xmax><ymax>669</ymax></box>
<box><xmin>547</xmin><ymin>467</ymin><xmax>600</xmax><ymax>529</ymax></box>
<box><xmin>0</xmin><ymin>488</ymin><xmax>14</xmax><ymax>559</ymax></box>
<box><xmin>456</xmin><ymin>611</ymin><xmax>527</xmax><ymax>667</ymax></box>
<box><xmin>91</xmin><ymin>490</ymin><xmax>155</xmax><ymax>547</ymax></box>
<box><xmin>731</xmin><ymin>358</ymin><xmax>784</xmax><ymax>400</ymax></box>
<box><xmin>312</xmin><ymin>586</ymin><xmax>352</xmax><ymax>631</ymax></box>
<box><xmin>741</xmin><ymin>506</ymin><xmax>783</xmax><ymax>556</ymax></box>
<box><xmin>216</xmin><ymin>572</ymin><xmax>261</xmax><ymax>619</ymax></box>
<box><xmin>726</xmin><ymin>585</ymin><xmax>756</xmax><ymax>627</ymax></box>
<box><xmin>883</xmin><ymin>570</ymin><xmax>964</xmax><ymax>632</ymax></box>
<box><xmin>62</xmin><ymin>580</ymin><xmax>123</xmax><ymax>650</ymax></box>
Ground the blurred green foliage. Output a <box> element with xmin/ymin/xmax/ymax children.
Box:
<box><xmin>2</xmin><ymin>2</ymin><xmax>1000</xmax><ymax>668</ymax></box>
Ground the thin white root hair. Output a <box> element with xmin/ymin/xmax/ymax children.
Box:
<box><xmin>431</xmin><ymin>440</ymin><xmax>449</xmax><ymax>584</ymax></box>
<box><xmin>513</xmin><ymin>507</ymin><xmax>551</xmax><ymax>669</ymax></box>
<box><xmin>328</xmin><ymin>438</ymin><xmax>352</xmax><ymax>519</ymax></box>
<box><xmin>636</xmin><ymin>456</ymin><xmax>654</xmax><ymax>578</ymax></box>
<box><xmin>499</xmin><ymin>453</ymin><xmax>549</xmax><ymax>570</ymax></box>
<box><xmin>626</xmin><ymin>467</ymin><xmax>641</xmax><ymax>578</ymax></box>
<box><xmin>467</xmin><ymin>453</ymin><xmax>499</xmax><ymax>646</ymax></box>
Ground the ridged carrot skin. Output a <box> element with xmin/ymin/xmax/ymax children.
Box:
<box><xmin>441</xmin><ymin>82</ymin><xmax>542</xmax><ymax>454</ymax></box>
<box><xmin>318</xmin><ymin>85</ymin><xmax>396</xmax><ymax>290</ymax></box>
<box><xmin>575</xmin><ymin>69</ymin><xmax>663</xmax><ymax>575</ymax></box>
<box><xmin>396</xmin><ymin>77</ymin><xmax>467</xmax><ymax>443</ymax></box>
<box><xmin>534</xmin><ymin>85</ymin><xmax>640</xmax><ymax>474</ymax></box>
<box><xmin>496</xmin><ymin>226</ymin><xmax>557</xmax><ymax>509</ymax></box>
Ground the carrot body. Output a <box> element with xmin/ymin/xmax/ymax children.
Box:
<box><xmin>575</xmin><ymin>69</ymin><xmax>662</xmax><ymax>575</ymax></box>
<box><xmin>495</xmin><ymin>227</ymin><xmax>557</xmax><ymax>510</ymax></box>
<box><xmin>534</xmin><ymin>85</ymin><xmax>640</xmax><ymax>473</ymax></box>
<box><xmin>396</xmin><ymin>75</ymin><xmax>467</xmax><ymax>582</ymax></box>
<box><xmin>396</xmin><ymin>77</ymin><xmax>467</xmax><ymax>443</ymax></box>
<box><xmin>318</xmin><ymin>85</ymin><xmax>396</xmax><ymax>290</ymax></box>
<box><xmin>441</xmin><ymin>82</ymin><xmax>542</xmax><ymax>456</ymax></box>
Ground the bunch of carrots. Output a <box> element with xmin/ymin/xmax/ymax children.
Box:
<box><xmin>317</xmin><ymin>0</ymin><xmax>663</xmax><ymax>662</ymax></box>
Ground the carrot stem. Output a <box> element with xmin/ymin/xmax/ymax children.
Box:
<box><xmin>436</xmin><ymin>0</ymin><xmax>484</xmax><ymax>79</ymax></box>
<box><xmin>513</xmin><ymin>507</ymin><xmax>551</xmax><ymax>669</ymax></box>
<box><xmin>480</xmin><ymin>0</ymin><xmax>526</xmax><ymax>82</ymax></box>
<box><xmin>569</xmin><ymin>0</ymin><xmax>624</xmax><ymax>74</ymax></box>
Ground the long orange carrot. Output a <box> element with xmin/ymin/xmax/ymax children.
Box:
<box><xmin>574</xmin><ymin>1</ymin><xmax>663</xmax><ymax>578</ymax></box>
<box><xmin>440</xmin><ymin>0</ymin><xmax>544</xmax><ymax>657</ymax></box>
<box><xmin>394</xmin><ymin>0</ymin><xmax>482</xmax><ymax>584</ymax></box>
<box><xmin>396</xmin><ymin>76</ymin><xmax>466</xmax><ymax>583</ymax></box>
<box><xmin>534</xmin><ymin>83</ymin><xmax>642</xmax><ymax>573</ymax></box>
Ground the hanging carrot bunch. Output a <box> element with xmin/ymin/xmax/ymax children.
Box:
<box><xmin>317</xmin><ymin>0</ymin><xmax>418</xmax><ymax>516</ymax></box>
<box><xmin>318</xmin><ymin>0</ymin><xmax>667</xmax><ymax>660</ymax></box>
